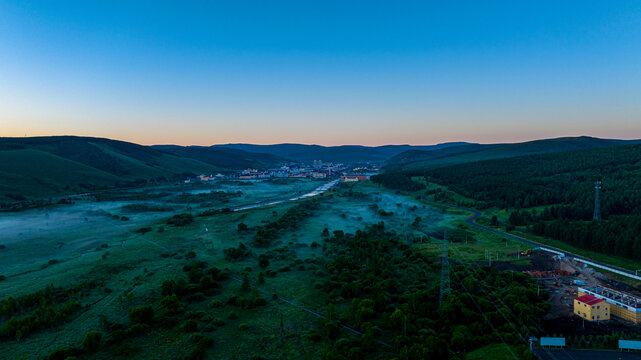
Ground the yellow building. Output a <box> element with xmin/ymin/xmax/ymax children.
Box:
<box><xmin>574</xmin><ymin>294</ymin><xmax>610</xmax><ymax>321</ymax></box>
<box><xmin>578</xmin><ymin>286</ymin><xmax>641</xmax><ymax>323</ymax></box>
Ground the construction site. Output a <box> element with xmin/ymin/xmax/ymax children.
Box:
<box><xmin>578</xmin><ymin>286</ymin><xmax>641</xmax><ymax>323</ymax></box>
<box><xmin>497</xmin><ymin>248</ymin><xmax>641</xmax><ymax>336</ymax></box>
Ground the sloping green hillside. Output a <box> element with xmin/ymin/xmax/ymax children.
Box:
<box><xmin>0</xmin><ymin>149</ymin><xmax>124</xmax><ymax>200</ymax></box>
<box><xmin>213</xmin><ymin>142</ymin><xmax>471</xmax><ymax>163</ymax></box>
<box><xmin>374</xmin><ymin>142</ymin><xmax>641</xmax><ymax>261</ymax></box>
<box><xmin>0</xmin><ymin>136</ymin><xmax>218</xmax><ymax>202</ymax></box>
<box><xmin>153</xmin><ymin>145</ymin><xmax>284</xmax><ymax>169</ymax></box>
<box><xmin>385</xmin><ymin>136</ymin><xmax>640</xmax><ymax>171</ymax></box>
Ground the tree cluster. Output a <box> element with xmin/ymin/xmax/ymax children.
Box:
<box><xmin>253</xmin><ymin>199</ymin><xmax>319</xmax><ymax>247</ymax></box>
<box><xmin>317</xmin><ymin>223</ymin><xmax>546</xmax><ymax>359</ymax></box>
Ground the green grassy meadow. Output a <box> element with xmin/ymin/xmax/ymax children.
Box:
<box><xmin>0</xmin><ymin>180</ymin><xmax>465</xmax><ymax>359</ymax></box>
<box><xmin>0</xmin><ymin>179</ymin><xmax>554</xmax><ymax>359</ymax></box>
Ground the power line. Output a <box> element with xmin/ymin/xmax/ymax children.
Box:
<box><xmin>448</xmin><ymin>263</ymin><xmax>520</xmax><ymax>360</ymax></box>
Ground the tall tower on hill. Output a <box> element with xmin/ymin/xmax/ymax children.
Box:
<box><xmin>593</xmin><ymin>181</ymin><xmax>601</xmax><ymax>221</ymax></box>
<box><xmin>439</xmin><ymin>230</ymin><xmax>450</xmax><ymax>308</ymax></box>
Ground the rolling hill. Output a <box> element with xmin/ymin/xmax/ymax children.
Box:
<box><xmin>0</xmin><ymin>136</ymin><xmax>228</xmax><ymax>202</ymax></box>
<box><xmin>213</xmin><ymin>142</ymin><xmax>471</xmax><ymax>163</ymax></box>
<box><xmin>152</xmin><ymin>145</ymin><xmax>284</xmax><ymax>169</ymax></box>
<box><xmin>384</xmin><ymin>136</ymin><xmax>641</xmax><ymax>172</ymax></box>
<box><xmin>373</xmin><ymin>142</ymin><xmax>641</xmax><ymax>261</ymax></box>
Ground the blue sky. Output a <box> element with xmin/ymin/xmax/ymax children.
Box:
<box><xmin>1</xmin><ymin>1</ymin><xmax>640</xmax><ymax>145</ymax></box>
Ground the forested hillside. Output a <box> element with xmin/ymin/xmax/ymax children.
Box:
<box><xmin>152</xmin><ymin>145</ymin><xmax>284</xmax><ymax>169</ymax></box>
<box><xmin>373</xmin><ymin>143</ymin><xmax>641</xmax><ymax>260</ymax></box>
<box><xmin>0</xmin><ymin>136</ymin><xmax>217</xmax><ymax>202</ymax></box>
<box><xmin>214</xmin><ymin>142</ymin><xmax>471</xmax><ymax>163</ymax></box>
<box><xmin>384</xmin><ymin>136</ymin><xmax>641</xmax><ymax>172</ymax></box>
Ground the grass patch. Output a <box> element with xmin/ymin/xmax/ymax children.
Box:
<box><xmin>464</xmin><ymin>343</ymin><xmax>524</xmax><ymax>360</ymax></box>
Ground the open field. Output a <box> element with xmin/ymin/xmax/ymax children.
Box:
<box><xmin>0</xmin><ymin>180</ymin><xmax>475</xmax><ymax>359</ymax></box>
<box><xmin>5</xmin><ymin>178</ymin><xmax>636</xmax><ymax>359</ymax></box>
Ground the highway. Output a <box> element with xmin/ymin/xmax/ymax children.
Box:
<box><xmin>421</xmin><ymin>197</ymin><xmax>641</xmax><ymax>281</ymax></box>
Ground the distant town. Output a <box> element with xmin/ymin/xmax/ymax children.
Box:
<box><xmin>184</xmin><ymin>160</ymin><xmax>381</xmax><ymax>183</ymax></box>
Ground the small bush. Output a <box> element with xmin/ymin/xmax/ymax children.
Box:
<box><xmin>167</xmin><ymin>213</ymin><xmax>194</xmax><ymax>226</ymax></box>
<box><xmin>183</xmin><ymin>319</ymin><xmax>198</xmax><ymax>333</ymax></box>
<box><xmin>208</xmin><ymin>299</ymin><xmax>223</xmax><ymax>308</ymax></box>
<box><xmin>258</xmin><ymin>255</ymin><xmax>270</xmax><ymax>268</ymax></box>
<box><xmin>161</xmin><ymin>294</ymin><xmax>181</xmax><ymax>312</ymax></box>
<box><xmin>252</xmin><ymin>297</ymin><xmax>267</xmax><ymax>307</ymax></box>
<box><xmin>81</xmin><ymin>331</ymin><xmax>103</xmax><ymax>353</ymax></box>
<box><xmin>130</xmin><ymin>323</ymin><xmax>150</xmax><ymax>335</ymax></box>
<box><xmin>46</xmin><ymin>346</ymin><xmax>82</xmax><ymax>360</ymax></box>
<box><xmin>111</xmin><ymin>343</ymin><xmax>138</xmax><ymax>356</ymax></box>
<box><xmin>129</xmin><ymin>306</ymin><xmax>154</xmax><ymax>324</ymax></box>
<box><xmin>224</xmin><ymin>243</ymin><xmax>251</xmax><ymax>260</ymax></box>
<box><xmin>241</xmin><ymin>274</ymin><xmax>251</xmax><ymax>292</ymax></box>
<box><xmin>161</xmin><ymin>280</ymin><xmax>180</xmax><ymax>296</ymax></box>
<box><xmin>227</xmin><ymin>311</ymin><xmax>239</xmax><ymax>320</ymax></box>
<box><xmin>211</xmin><ymin>318</ymin><xmax>225</xmax><ymax>326</ymax></box>
<box><xmin>238</xmin><ymin>323</ymin><xmax>250</xmax><ymax>331</ymax></box>
<box><xmin>157</xmin><ymin>315</ymin><xmax>178</xmax><ymax>328</ymax></box>
<box><xmin>187</xmin><ymin>292</ymin><xmax>206</xmax><ymax>302</ymax></box>
<box><xmin>134</xmin><ymin>227</ymin><xmax>152</xmax><ymax>234</ymax></box>
<box><xmin>308</xmin><ymin>331</ymin><xmax>323</xmax><ymax>342</ymax></box>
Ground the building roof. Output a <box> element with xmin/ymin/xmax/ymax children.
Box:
<box><xmin>576</xmin><ymin>294</ymin><xmax>604</xmax><ymax>306</ymax></box>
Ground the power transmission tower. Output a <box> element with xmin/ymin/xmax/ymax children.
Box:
<box><xmin>593</xmin><ymin>180</ymin><xmax>601</xmax><ymax>221</ymax></box>
<box><xmin>439</xmin><ymin>231</ymin><xmax>450</xmax><ymax>308</ymax></box>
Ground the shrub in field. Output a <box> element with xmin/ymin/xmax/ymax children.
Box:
<box><xmin>128</xmin><ymin>306</ymin><xmax>154</xmax><ymax>324</ymax></box>
<box><xmin>183</xmin><ymin>319</ymin><xmax>198</xmax><ymax>332</ymax></box>
<box><xmin>167</xmin><ymin>213</ymin><xmax>194</xmax><ymax>226</ymax></box>
<box><xmin>81</xmin><ymin>331</ymin><xmax>102</xmax><ymax>353</ymax></box>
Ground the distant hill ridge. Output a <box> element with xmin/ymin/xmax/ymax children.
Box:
<box><xmin>384</xmin><ymin>136</ymin><xmax>641</xmax><ymax>172</ymax></box>
<box><xmin>212</xmin><ymin>142</ymin><xmax>472</xmax><ymax>163</ymax></box>
<box><xmin>2</xmin><ymin>135</ymin><xmax>639</xmax><ymax>202</ymax></box>
<box><xmin>151</xmin><ymin>144</ymin><xmax>284</xmax><ymax>169</ymax></box>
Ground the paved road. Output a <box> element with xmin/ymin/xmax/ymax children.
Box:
<box><xmin>421</xmin><ymin>197</ymin><xmax>641</xmax><ymax>280</ymax></box>
<box><xmin>232</xmin><ymin>179</ymin><xmax>339</xmax><ymax>211</ymax></box>
<box><xmin>534</xmin><ymin>348</ymin><xmax>641</xmax><ymax>360</ymax></box>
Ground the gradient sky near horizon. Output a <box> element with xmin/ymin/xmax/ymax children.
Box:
<box><xmin>1</xmin><ymin>1</ymin><xmax>641</xmax><ymax>146</ymax></box>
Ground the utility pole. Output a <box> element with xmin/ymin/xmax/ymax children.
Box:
<box><xmin>529</xmin><ymin>337</ymin><xmax>537</xmax><ymax>353</ymax></box>
<box><xmin>439</xmin><ymin>235</ymin><xmax>450</xmax><ymax>308</ymax></box>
